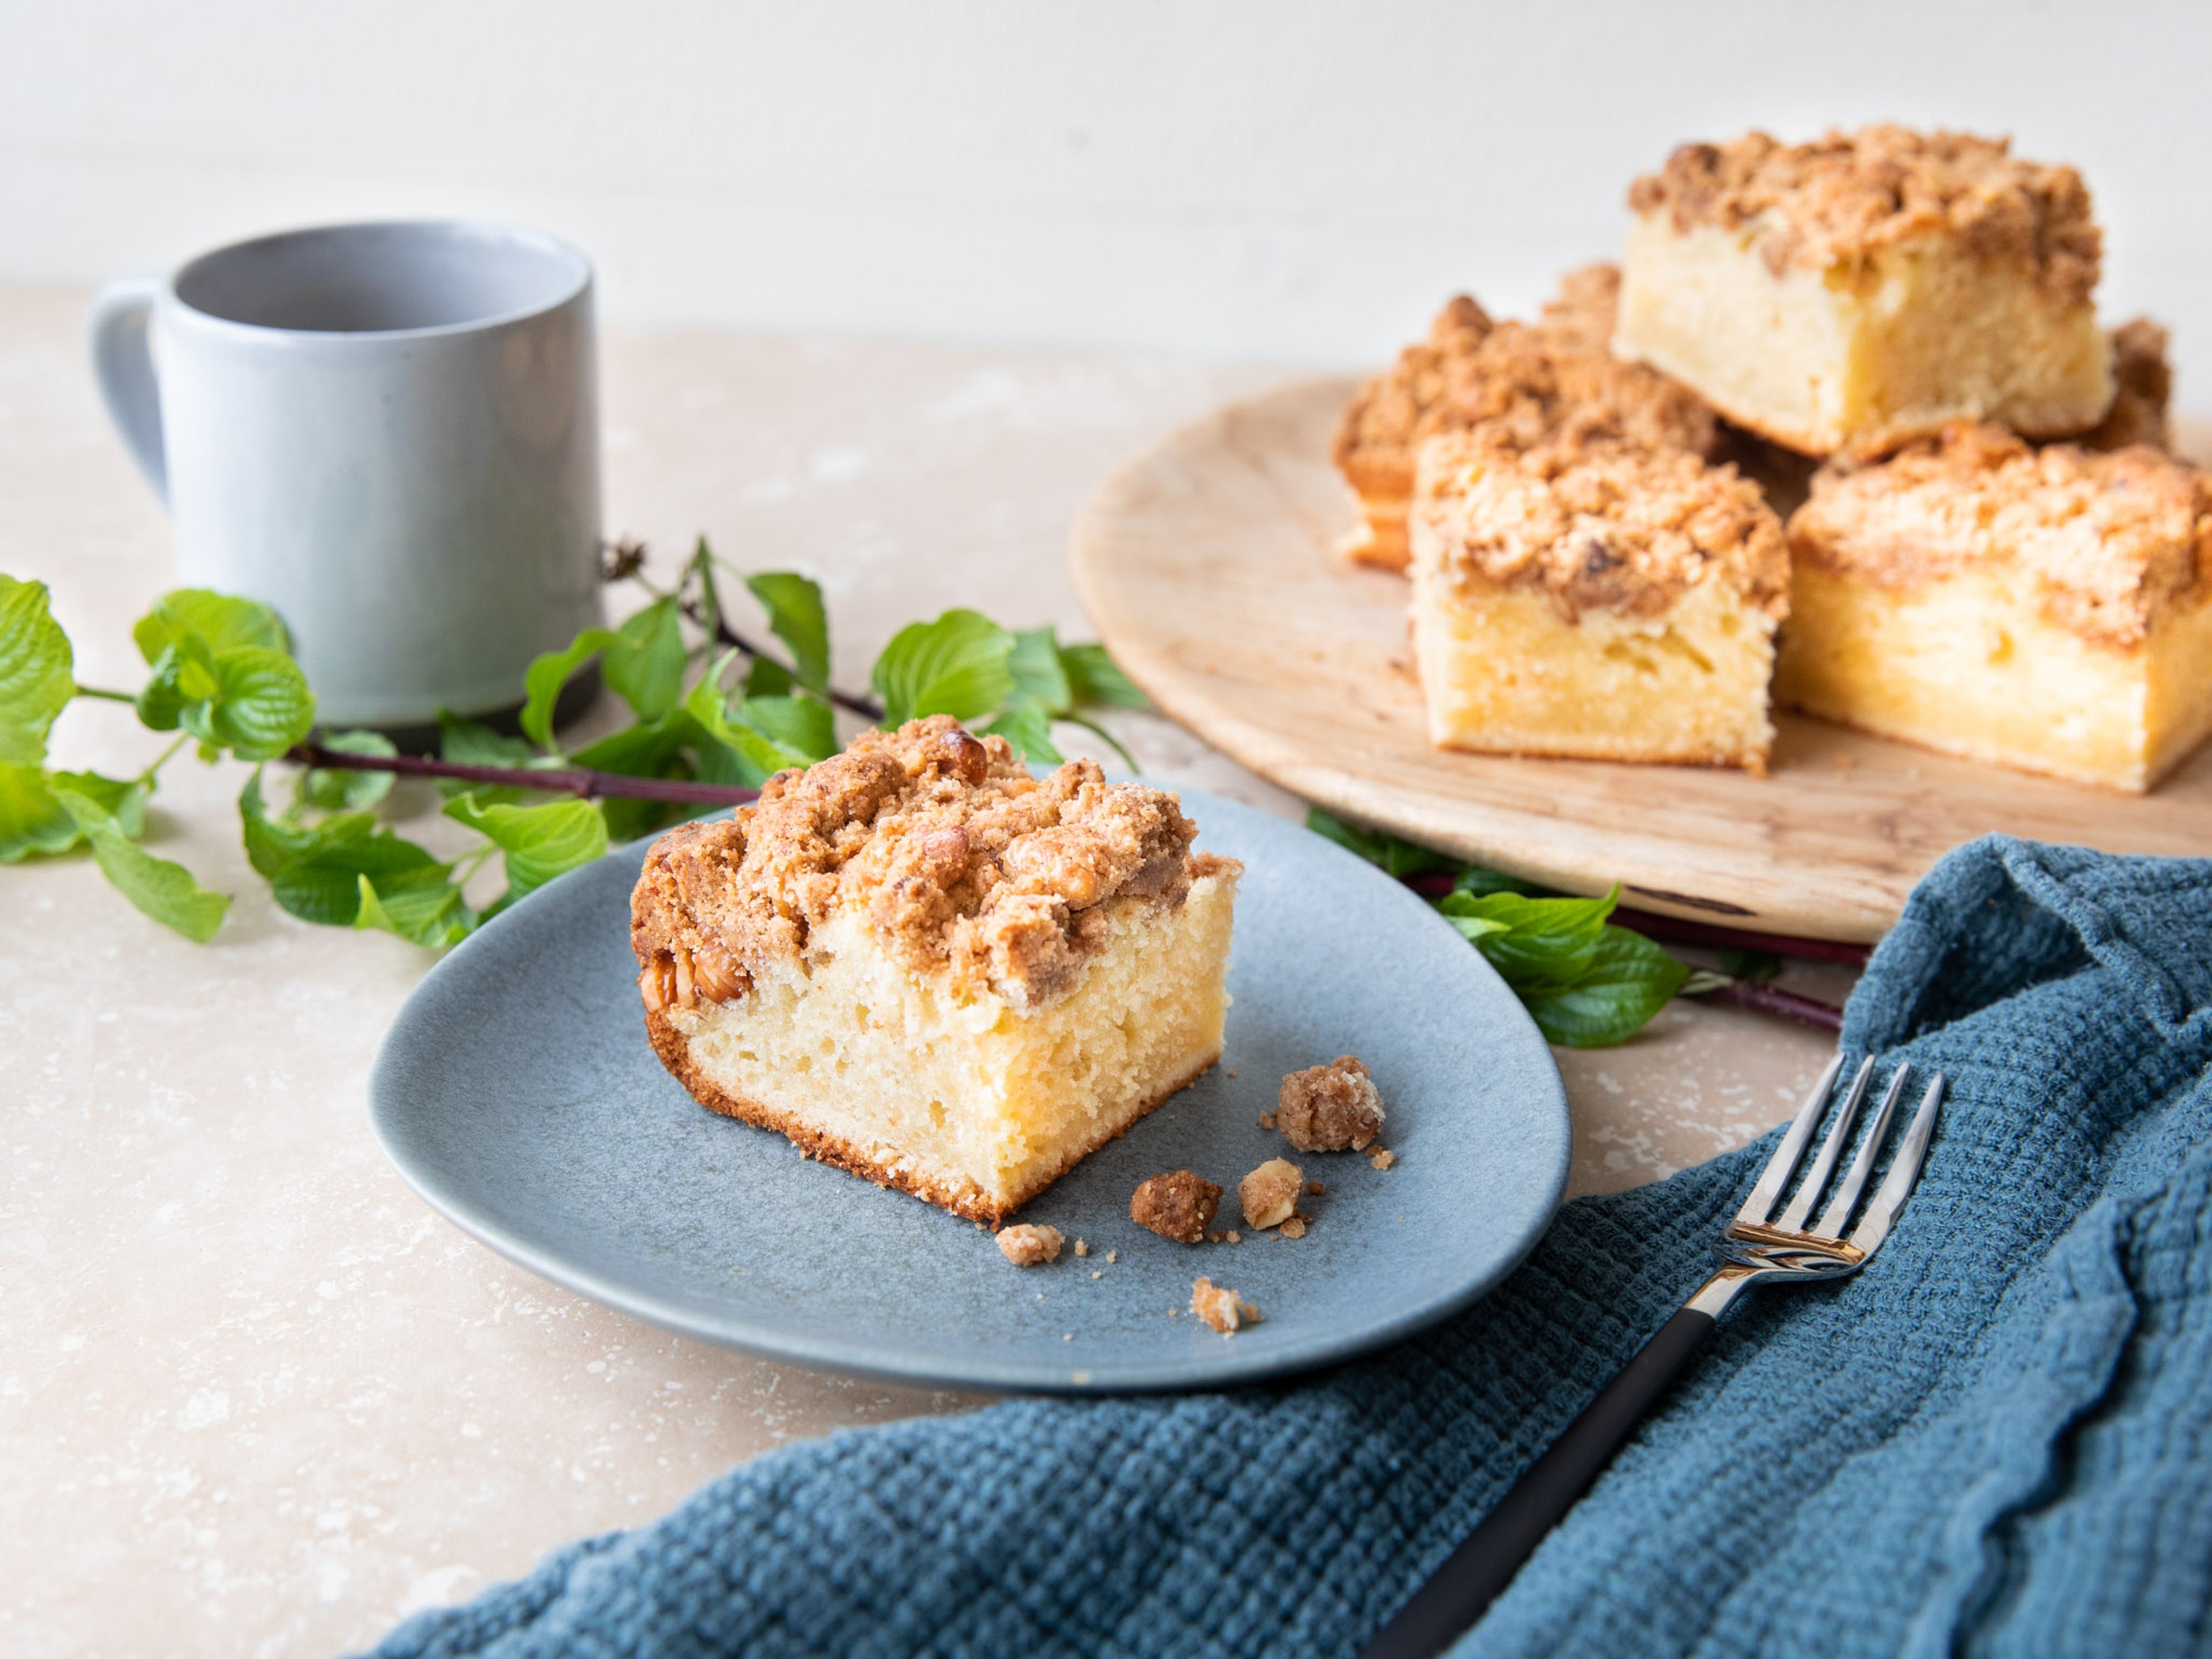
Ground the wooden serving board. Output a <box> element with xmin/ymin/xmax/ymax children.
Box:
<box><xmin>1069</xmin><ymin>376</ymin><xmax>2212</xmax><ymax>943</ymax></box>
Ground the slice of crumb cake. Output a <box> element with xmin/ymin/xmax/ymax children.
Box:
<box><xmin>1331</xmin><ymin>266</ymin><xmax>1719</xmax><ymax>573</ymax></box>
<box><xmin>1614</xmin><ymin>126</ymin><xmax>2115</xmax><ymax>456</ymax></box>
<box><xmin>1410</xmin><ymin>431</ymin><xmax>1789</xmax><ymax>772</ymax></box>
<box><xmin>1778</xmin><ymin>425</ymin><xmax>2212</xmax><ymax>791</ymax></box>
<box><xmin>630</xmin><ymin>717</ymin><xmax>1240</xmax><ymax>1224</ymax></box>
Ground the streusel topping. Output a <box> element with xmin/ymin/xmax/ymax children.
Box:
<box><xmin>1415</xmin><ymin>431</ymin><xmax>1790</xmax><ymax>621</ymax></box>
<box><xmin>1332</xmin><ymin>270</ymin><xmax>1718</xmax><ymax>490</ymax></box>
<box><xmin>1628</xmin><ymin>126</ymin><xmax>2100</xmax><ymax>304</ymax></box>
<box><xmin>1790</xmin><ymin>424</ymin><xmax>2211</xmax><ymax>649</ymax></box>
<box><xmin>631</xmin><ymin>717</ymin><xmax>1225</xmax><ymax>1010</ymax></box>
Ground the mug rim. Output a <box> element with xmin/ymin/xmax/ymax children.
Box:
<box><xmin>162</xmin><ymin>218</ymin><xmax>593</xmax><ymax>343</ymax></box>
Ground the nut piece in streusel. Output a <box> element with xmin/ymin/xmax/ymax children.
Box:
<box><xmin>1190</xmin><ymin>1277</ymin><xmax>1262</xmax><ymax>1334</ymax></box>
<box><xmin>997</xmin><ymin>1224</ymin><xmax>1063</xmax><ymax>1267</ymax></box>
<box><xmin>1278</xmin><ymin>1057</ymin><xmax>1386</xmax><ymax>1152</ymax></box>
<box><xmin>1613</xmin><ymin>126</ymin><xmax>2114</xmax><ymax>455</ymax></box>
<box><xmin>1238</xmin><ymin>1158</ymin><xmax>1304</xmax><ymax>1230</ymax></box>
<box><xmin>1131</xmin><ymin>1171</ymin><xmax>1222</xmax><ymax>1244</ymax></box>
<box><xmin>1778</xmin><ymin>423</ymin><xmax>2212</xmax><ymax>790</ymax></box>
<box><xmin>1331</xmin><ymin>265</ymin><xmax>1719</xmax><ymax>573</ymax></box>
<box><xmin>1410</xmin><ymin>432</ymin><xmax>1789</xmax><ymax>772</ymax></box>
<box><xmin>630</xmin><ymin>717</ymin><xmax>1243</xmax><ymax>1224</ymax></box>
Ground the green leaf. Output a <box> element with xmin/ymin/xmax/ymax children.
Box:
<box><xmin>1453</xmin><ymin>863</ymin><xmax>1547</xmax><ymax>898</ymax></box>
<box><xmin>1438</xmin><ymin>886</ymin><xmax>1618</xmax><ymax>994</ymax></box>
<box><xmin>570</xmin><ymin>707</ymin><xmax>698</xmax><ymax>779</ymax></box>
<box><xmin>743</xmin><ymin>655</ymin><xmax>794</xmax><ymax>699</ymax></box>
<box><xmin>983</xmin><ymin>700</ymin><xmax>1061</xmax><ymax>764</ymax></box>
<box><xmin>744</xmin><ymin>572</ymin><xmax>831</xmax><ymax>697</ymax></box>
<box><xmin>239</xmin><ymin>769</ymin><xmax>375</xmax><ymax>878</ymax></box>
<box><xmin>1059</xmin><ymin>642</ymin><xmax>1149</xmax><ymax>710</ymax></box>
<box><xmin>0</xmin><ymin>763</ymin><xmax>78</xmax><ymax>861</ymax></box>
<box><xmin>603</xmin><ymin>597</ymin><xmax>688</xmax><ymax>722</ymax></box>
<box><xmin>434</xmin><ymin>712</ymin><xmax>551</xmax><ymax>803</ymax></box>
<box><xmin>444</xmin><ymin>794</ymin><xmax>608</xmax><ymax>905</ymax></box>
<box><xmin>0</xmin><ymin>575</ymin><xmax>75</xmax><ymax>766</ymax></box>
<box><xmin>736</xmin><ymin>695</ymin><xmax>836</xmax><ymax>764</ymax></box>
<box><xmin>134</xmin><ymin>647</ymin><xmax>187</xmax><ymax>731</ymax></box>
<box><xmin>131</xmin><ymin>589</ymin><xmax>288</xmax><ymax>664</ymax></box>
<box><xmin>297</xmin><ymin>729</ymin><xmax>398</xmax><ymax>810</ymax></box>
<box><xmin>685</xmin><ymin>666</ymin><xmax>816</xmax><ymax>784</ymax></box>
<box><xmin>269</xmin><ymin>831</ymin><xmax>445</xmax><ymax>927</ymax></box>
<box><xmin>355</xmin><ymin>869</ymin><xmax>476</xmax><ymax>947</ymax></box>
<box><xmin>520</xmin><ymin>626</ymin><xmax>620</xmax><ymax>748</ymax></box>
<box><xmin>54</xmin><ymin>787</ymin><xmax>228</xmax><ymax>941</ymax></box>
<box><xmin>1006</xmin><ymin>627</ymin><xmax>1073</xmax><ymax>716</ymax></box>
<box><xmin>1522</xmin><ymin>929</ymin><xmax>1691</xmax><ymax>1048</ymax></box>
<box><xmin>1304</xmin><ymin>807</ymin><xmax>1461</xmax><ymax>880</ymax></box>
<box><xmin>870</xmin><ymin>609</ymin><xmax>1015</xmax><ymax>727</ymax></box>
<box><xmin>1716</xmin><ymin>946</ymin><xmax>1783</xmax><ymax>984</ymax></box>
<box><xmin>179</xmin><ymin>645</ymin><xmax>315</xmax><ymax>760</ymax></box>
<box><xmin>51</xmin><ymin>770</ymin><xmax>147</xmax><ymax>838</ymax></box>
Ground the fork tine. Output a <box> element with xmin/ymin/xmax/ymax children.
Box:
<box><xmin>1736</xmin><ymin>1053</ymin><xmax>1852</xmax><ymax>1227</ymax></box>
<box><xmin>1776</xmin><ymin>1054</ymin><xmax>1876</xmax><ymax>1231</ymax></box>
<box><xmin>1812</xmin><ymin>1065</ymin><xmax>1911</xmax><ymax>1238</ymax></box>
<box><xmin>1847</xmin><ymin>1072</ymin><xmax>1944</xmax><ymax>1257</ymax></box>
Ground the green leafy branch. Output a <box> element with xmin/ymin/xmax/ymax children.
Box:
<box><xmin>1306</xmin><ymin>809</ymin><xmax>1844</xmax><ymax>1047</ymax></box>
<box><xmin>1</xmin><ymin>539</ymin><xmax>1151</xmax><ymax>948</ymax></box>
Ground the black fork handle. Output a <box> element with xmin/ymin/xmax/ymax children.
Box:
<box><xmin>1358</xmin><ymin>1306</ymin><xmax>1718</xmax><ymax>1659</ymax></box>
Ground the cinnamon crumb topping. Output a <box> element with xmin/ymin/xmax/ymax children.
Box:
<box><xmin>1238</xmin><ymin>1158</ymin><xmax>1304</xmax><ymax>1230</ymax></box>
<box><xmin>1278</xmin><ymin>1056</ymin><xmax>1387</xmax><ymax>1152</ymax></box>
<box><xmin>1131</xmin><ymin>1171</ymin><xmax>1222</xmax><ymax>1244</ymax></box>
<box><xmin>1790</xmin><ymin>423</ymin><xmax>2212</xmax><ymax>649</ymax></box>
<box><xmin>1332</xmin><ymin>267</ymin><xmax>1718</xmax><ymax>496</ymax></box>
<box><xmin>1415</xmin><ymin>431</ymin><xmax>1790</xmax><ymax>622</ymax></box>
<box><xmin>997</xmin><ymin>1224</ymin><xmax>1063</xmax><ymax>1267</ymax></box>
<box><xmin>631</xmin><ymin>716</ymin><xmax>1225</xmax><ymax>1013</ymax></box>
<box><xmin>1627</xmin><ymin>126</ymin><xmax>2100</xmax><ymax>304</ymax></box>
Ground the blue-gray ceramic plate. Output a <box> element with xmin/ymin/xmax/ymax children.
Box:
<box><xmin>369</xmin><ymin>790</ymin><xmax>1569</xmax><ymax>1393</ymax></box>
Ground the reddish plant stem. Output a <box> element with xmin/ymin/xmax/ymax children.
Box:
<box><xmin>1608</xmin><ymin>906</ymin><xmax>1870</xmax><ymax>966</ymax></box>
<box><xmin>1400</xmin><ymin>871</ymin><xmax>1869</xmax><ymax>965</ymax></box>
<box><xmin>680</xmin><ymin>600</ymin><xmax>887</xmax><ymax>722</ymax></box>
<box><xmin>285</xmin><ymin>743</ymin><xmax>759</xmax><ymax>806</ymax></box>
<box><xmin>1686</xmin><ymin>979</ymin><xmax>1846</xmax><ymax>1032</ymax></box>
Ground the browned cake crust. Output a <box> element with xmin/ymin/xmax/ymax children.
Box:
<box><xmin>632</xmin><ymin>715</ymin><xmax>1200</xmax><ymax>1015</ymax></box>
<box><xmin>1790</xmin><ymin>424</ymin><xmax>2212</xmax><ymax>649</ymax></box>
<box><xmin>2074</xmin><ymin>318</ymin><xmax>2172</xmax><ymax>453</ymax></box>
<box><xmin>1416</xmin><ymin>430</ymin><xmax>1790</xmax><ymax>622</ymax></box>
<box><xmin>643</xmin><ymin>1002</ymin><xmax>1217</xmax><ymax>1225</ymax></box>
<box><xmin>1331</xmin><ymin>267</ymin><xmax>1720</xmax><ymax>570</ymax></box>
<box><xmin>1628</xmin><ymin>126</ymin><xmax>2100</xmax><ymax>303</ymax></box>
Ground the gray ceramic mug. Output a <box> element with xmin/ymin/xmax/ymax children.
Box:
<box><xmin>88</xmin><ymin>221</ymin><xmax>604</xmax><ymax>734</ymax></box>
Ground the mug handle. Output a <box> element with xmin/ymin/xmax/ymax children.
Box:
<box><xmin>88</xmin><ymin>277</ymin><xmax>168</xmax><ymax>502</ymax></box>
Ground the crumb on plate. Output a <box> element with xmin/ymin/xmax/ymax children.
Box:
<box><xmin>998</xmin><ymin>1224</ymin><xmax>1063</xmax><ymax>1266</ymax></box>
<box><xmin>1191</xmin><ymin>1277</ymin><xmax>1262</xmax><ymax>1334</ymax></box>
<box><xmin>1132</xmin><ymin>1171</ymin><xmax>1222</xmax><ymax>1244</ymax></box>
<box><xmin>1279</xmin><ymin>1056</ymin><xmax>1386</xmax><ymax>1152</ymax></box>
<box><xmin>1240</xmin><ymin>1157</ymin><xmax>1305</xmax><ymax>1230</ymax></box>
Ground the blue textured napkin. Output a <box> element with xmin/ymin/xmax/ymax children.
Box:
<box><xmin>361</xmin><ymin>835</ymin><xmax>2212</xmax><ymax>1659</ymax></box>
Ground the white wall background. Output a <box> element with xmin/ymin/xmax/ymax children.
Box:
<box><xmin>3</xmin><ymin>1</ymin><xmax>2208</xmax><ymax>395</ymax></box>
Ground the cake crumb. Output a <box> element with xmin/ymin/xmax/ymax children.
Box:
<box><xmin>1306</xmin><ymin>1180</ymin><xmax>1326</xmax><ymax>1196</ymax></box>
<box><xmin>1091</xmin><ymin>1270</ymin><xmax>1103</xmax><ymax>1279</ymax></box>
<box><xmin>1073</xmin><ymin>1238</ymin><xmax>1089</xmax><ymax>1258</ymax></box>
<box><xmin>1207</xmin><ymin>1231</ymin><xmax>1226</xmax><ymax>1243</ymax></box>
<box><xmin>1370</xmin><ymin>1149</ymin><xmax>1397</xmax><ymax>1171</ymax></box>
<box><xmin>1226</xmin><ymin>1069</ymin><xmax>1238</xmax><ymax>1078</ymax></box>
<box><xmin>1258</xmin><ymin>1112</ymin><xmax>1277</xmax><ymax>1130</ymax></box>
<box><xmin>1191</xmin><ymin>1277</ymin><xmax>1263</xmax><ymax>1334</ymax></box>
<box><xmin>1240</xmin><ymin>1158</ymin><xmax>1305</xmax><ymax>1230</ymax></box>
<box><xmin>1227</xmin><ymin>1230</ymin><xmax>1242</xmax><ymax>1244</ymax></box>
<box><xmin>1132</xmin><ymin>1171</ymin><xmax>1223</xmax><ymax>1244</ymax></box>
<box><xmin>1105</xmin><ymin>1250</ymin><xmax>1118</xmax><ymax>1264</ymax></box>
<box><xmin>998</xmin><ymin>1224</ymin><xmax>1063</xmax><ymax>1267</ymax></box>
<box><xmin>1278</xmin><ymin>1056</ymin><xmax>1387</xmax><ymax>1152</ymax></box>
<box><xmin>1063</xmin><ymin>1332</ymin><xmax>1073</xmax><ymax>1341</ymax></box>
<box><xmin>1281</xmin><ymin>1216</ymin><xmax>1308</xmax><ymax>1239</ymax></box>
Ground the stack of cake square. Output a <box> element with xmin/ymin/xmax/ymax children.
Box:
<box><xmin>1338</xmin><ymin>123</ymin><xmax>2211</xmax><ymax>791</ymax></box>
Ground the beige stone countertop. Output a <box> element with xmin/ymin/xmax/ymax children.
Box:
<box><xmin>0</xmin><ymin>285</ymin><xmax>1853</xmax><ymax>1658</ymax></box>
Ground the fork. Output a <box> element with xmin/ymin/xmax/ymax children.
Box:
<box><xmin>1360</xmin><ymin>1054</ymin><xmax>1945</xmax><ymax>1659</ymax></box>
